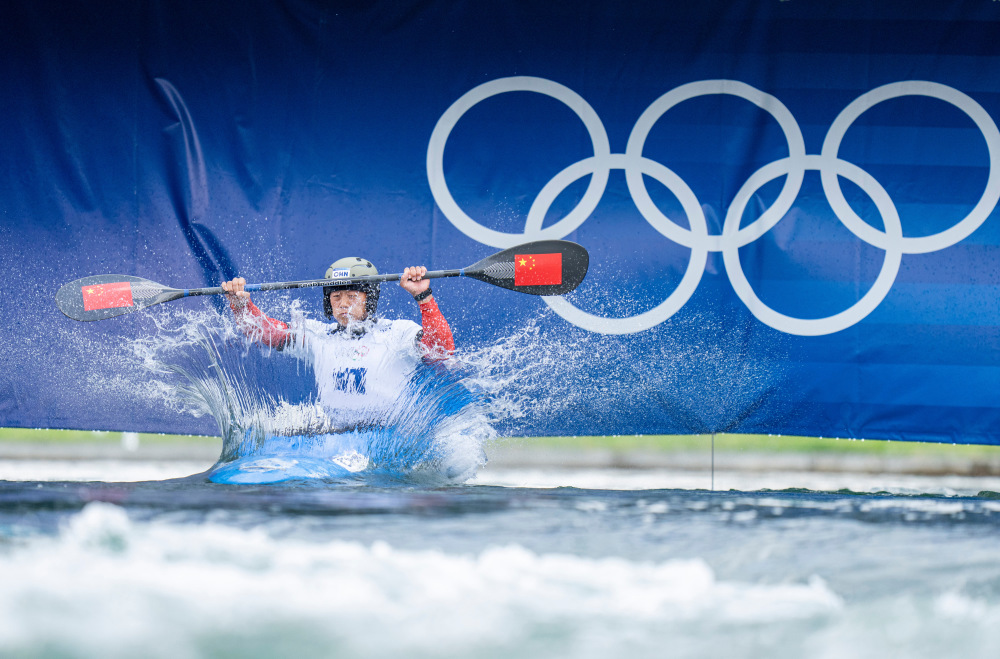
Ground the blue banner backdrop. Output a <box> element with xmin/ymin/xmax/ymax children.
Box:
<box><xmin>1</xmin><ymin>0</ymin><xmax>998</xmax><ymax>443</ymax></box>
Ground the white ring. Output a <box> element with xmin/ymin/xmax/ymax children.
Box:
<box><xmin>625</xmin><ymin>80</ymin><xmax>808</xmax><ymax>252</ymax></box>
<box><xmin>723</xmin><ymin>155</ymin><xmax>903</xmax><ymax>336</ymax></box>
<box><xmin>821</xmin><ymin>81</ymin><xmax>1000</xmax><ymax>254</ymax></box>
<box><xmin>534</xmin><ymin>155</ymin><xmax>708</xmax><ymax>334</ymax></box>
<box><xmin>427</xmin><ymin>76</ymin><xmax>610</xmax><ymax>249</ymax></box>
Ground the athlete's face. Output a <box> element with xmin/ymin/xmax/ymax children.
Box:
<box><xmin>329</xmin><ymin>290</ymin><xmax>367</xmax><ymax>325</ymax></box>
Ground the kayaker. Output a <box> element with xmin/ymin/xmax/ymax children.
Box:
<box><xmin>220</xmin><ymin>257</ymin><xmax>454</xmax><ymax>422</ymax></box>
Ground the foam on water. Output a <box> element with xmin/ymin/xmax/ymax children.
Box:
<box><xmin>0</xmin><ymin>502</ymin><xmax>842</xmax><ymax>658</ymax></box>
<box><xmin>2</xmin><ymin>499</ymin><xmax>1000</xmax><ymax>659</ymax></box>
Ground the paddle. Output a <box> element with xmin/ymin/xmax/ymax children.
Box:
<box><xmin>56</xmin><ymin>240</ymin><xmax>589</xmax><ymax>321</ymax></box>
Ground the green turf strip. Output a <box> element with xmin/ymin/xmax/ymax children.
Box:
<box><xmin>2</xmin><ymin>428</ymin><xmax>998</xmax><ymax>457</ymax></box>
<box><xmin>0</xmin><ymin>428</ymin><xmax>207</xmax><ymax>444</ymax></box>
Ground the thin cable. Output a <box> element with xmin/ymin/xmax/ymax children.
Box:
<box><xmin>711</xmin><ymin>432</ymin><xmax>715</xmax><ymax>491</ymax></box>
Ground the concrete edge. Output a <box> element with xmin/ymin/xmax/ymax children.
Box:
<box><xmin>484</xmin><ymin>447</ymin><xmax>1000</xmax><ymax>476</ymax></box>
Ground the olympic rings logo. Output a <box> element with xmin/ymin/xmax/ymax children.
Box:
<box><xmin>426</xmin><ymin>77</ymin><xmax>1000</xmax><ymax>336</ymax></box>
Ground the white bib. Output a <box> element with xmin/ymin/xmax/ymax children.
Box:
<box><xmin>286</xmin><ymin>318</ymin><xmax>422</xmax><ymax>425</ymax></box>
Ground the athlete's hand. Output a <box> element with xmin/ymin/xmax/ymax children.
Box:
<box><xmin>400</xmin><ymin>266</ymin><xmax>431</xmax><ymax>300</ymax></box>
<box><xmin>221</xmin><ymin>277</ymin><xmax>251</xmax><ymax>308</ymax></box>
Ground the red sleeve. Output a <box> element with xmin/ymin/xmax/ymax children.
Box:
<box><xmin>418</xmin><ymin>298</ymin><xmax>455</xmax><ymax>356</ymax></box>
<box><xmin>229</xmin><ymin>298</ymin><xmax>290</xmax><ymax>349</ymax></box>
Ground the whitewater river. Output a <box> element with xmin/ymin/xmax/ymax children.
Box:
<box><xmin>1</xmin><ymin>464</ymin><xmax>999</xmax><ymax>658</ymax></box>
<box><xmin>5</xmin><ymin>310</ymin><xmax>996</xmax><ymax>656</ymax></box>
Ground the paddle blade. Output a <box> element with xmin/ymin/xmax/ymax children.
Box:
<box><xmin>55</xmin><ymin>275</ymin><xmax>180</xmax><ymax>321</ymax></box>
<box><xmin>464</xmin><ymin>240</ymin><xmax>589</xmax><ymax>296</ymax></box>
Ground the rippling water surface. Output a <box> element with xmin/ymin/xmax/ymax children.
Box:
<box><xmin>1</xmin><ymin>479</ymin><xmax>999</xmax><ymax>658</ymax></box>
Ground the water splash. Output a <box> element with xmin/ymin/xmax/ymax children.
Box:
<box><xmin>450</xmin><ymin>303</ymin><xmax>788</xmax><ymax>437</ymax></box>
<box><xmin>127</xmin><ymin>291</ymin><xmax>787</xmax><ymax>484</ymax></box>
<box><xmin>132</xmin><ymin>303</ymin><xmax>492</xmax><ymax>485</ymax></box>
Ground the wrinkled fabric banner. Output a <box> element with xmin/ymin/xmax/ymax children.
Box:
<box><xmin>1</xmin><ymin>0</ymin><xmax>998</xmax><ymax>443</ymax></box>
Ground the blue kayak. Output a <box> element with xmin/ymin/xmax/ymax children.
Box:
<box><xmin>209</xmin><ymin>432</ymin><xmax>371</xmax><ymax>484</ymax></box>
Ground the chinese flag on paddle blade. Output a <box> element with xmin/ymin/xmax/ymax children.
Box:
<box><xmin>514</xmin><ymin>253</ymin><xmax>562</xmax><ymax>286</ymax></box>
<box><xmin>81</xmin><ymin>282</ymin><xmax>134</xmax><ymax>311</ymax></box>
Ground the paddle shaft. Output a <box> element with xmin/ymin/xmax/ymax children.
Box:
<box><xmin>179</xmin><ymin>269</ymin><xmax>466</xmax><ymax>297</ymax></box>
<box><xmin>55</xmin><ymin>240</ymin><xmax>587</xmax><ymax>321</ymax></box>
